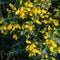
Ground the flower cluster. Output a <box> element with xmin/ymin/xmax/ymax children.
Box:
<box><xmin>0</xmin><ymin>0</ymin><xmax>60</xmax><ymax>60</ymax></box>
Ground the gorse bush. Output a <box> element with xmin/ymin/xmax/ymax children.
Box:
<box><xmin>0</xmin><ymin>0</ymin><xmax>60</xmax><ymax>60</ymax></box>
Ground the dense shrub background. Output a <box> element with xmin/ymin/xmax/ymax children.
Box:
<box><xmin>0</xmin><ymin>0</ymin><xmax>60</xmax><ymax>60</ymax></box>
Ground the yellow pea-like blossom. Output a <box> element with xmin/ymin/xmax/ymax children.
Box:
<box><xmin>20</xmin><ymin>12</ymin><xmax>25</xmax><ymax>19</ymax></box>
<box><xmin>32</xmin><ymin>7</ymin><xmax>38</xmax><ymax>15</ymax></box>
<box><xmin>37</xmin><ymin>8</ymin><xmax>41</xmax><ymax>14</ymax></box>
<box><xmin>48</xmin><ymin>26</ymin><xmax>51</xmax><ymax>30</ymax></box>
<box><xmin>7</xmin><ymin>24</ymin><xmax>12</xmax><ymax>30</ymax></box>
<box><xmin>45</xmin><ymin>15</ymin><xmax>49</xmax><ymax>18</ymax></box>
<box><xmin>29</xmin><ymin>43</ymin><xmax>36</xmax><ymax>51</ymax></box>
<box><xmin>45</xmin><ymin>54</ymin><xmax>48</xmax><ymax>58</ymax></box>
<box><xmin>20</xmin><ymin>0</ymin><xmax>23</xmax><ymax>5</ymax></box>
<box><xmin>26</xmin><ymin>45</ymin><xmax>30</xmax><ymax>51</ymax></box>
<box><xmin>49</xmin><ymin>46</ymin><xmax>54</xmax><ymax>53</ymax></box>
<box><xmin>29</xmin><ymin>12</ymin><xmax>33</xmax><ymax>16</ymax></box>
<box><xmin>54</xmin><ymin>8</ymin><xmax>59</xmax><ymax>12</ymax></box>
<box><xmin>49</xmin><ymin>40</ymin><xmax>54</xmax><ymax>44</ymax></box>
<box><xmin>51</xmin><ymin>57</ymin><xmax>55</xmax><ymax>60</ymax></box>
<box><xmin>53</xmin><ymin>20</ymin><xmax>59</xmax><ymax>26</ymax></box>
<box><xmin>42</xmin><ymin>20</ymin><xmax>48</xmax><ymax>24</ymax></box>
<box><xmin>29</xmin><ymin>53</ymin><xmax>36</xmax><ymax>57</ymax></box>
<box><xmin>26</xmin><ymin>40</ymin><xmax>31</xmax><ymax>44</ymax></box>
<box><xmin>46</xmin><ymin>39</ymin><xmax>50</xmax><ymax>44</ymax></box>
<box><xmin>13</xmin><ymin>34</ymin><xmax>18</xmax><ymax>40</ymax></box>
<box><xmin>35</xmin><ymin>20</ymin><xmax>42</xmax><ymax>25</ymax></box>
<box><xmin>51</xmin><ymin>43</ymin><xmax>57</xmax><ymax>48</ymax></box>
<box><xmin>2</xmin><ymin>25</ymin><xmax>7</xmax><ymax>31</ymax></box>
<box><xmin>41</xmin><ymin>10</ymin><xmax>47</xmax><ymax>14</ymax></box>
<box><xmin>44</xmin><ymin>36</ymin><xmax>48</xmax><ymax>39</ymax></box>
<box><xmin>9</xmin><ymin>3</ymin><xmax>14</xmax><ymax>8</ymax></box>
<box><xmin>57</xmin><ymin>47</ymin><xmax>60</xmax><ymax>54</ymax></box>
<box><xmin>9</xmin><ymin>3</ymin><xmax>16</xmax><ymax>11</ymax></box>
<box><xmin>15</xmin><ymin>9</ymin><xmax>20</xmax><ymax>15</ymax></box>
<box><xmin>53</xmin><ymin>31</ymin><xmax>59</xmax><ymax>35</ymax></box>
<box><xmin>32</xmin><ymin>49</ymin><xmax>42</xmax><ymax>54</ymax></box>
<box><xmin>26</xmin><ymin>7</ymin><xmax>31</xmax><ymax>12</ymax></box>
<box><xmin>28</xmin><ymin>2</ymin><xmax>33</xmax><ymax>7</ymax></box>
<box><xmin>44</xmin><ymin>32</ymin><xmax>50</xmax><ymax>39</ymax></box>
<box><xmin>24</xmin><ymin>25</ymin><xmax>29</xmax><ymax>29</ymax></box>
<box><xmin>25</xmin><ymin>2</ymin><xmax>33</xmax><ymax>7</ymax></box>
<box><xmin>29</xmin><ymin>26</ymin><xmax>33</xmax><ymax>31</ymax></box>
<box><xmin>34</xmin><ymin>0</ymin><xmax>38</xmax><ymax>2</ymax></box>
<box><xmin>24</xmin><ymin>25</ymin><xmax>33</xmax><ymax>31</ymax></box>
<box><xmin>14</xmin><ymin>24</ymin><xmax>21</xmax><ymax>29</ymax></box>
<box><xmin>7</xmin><ymin>8</ymin><xmax>11</xmax><ymax>13</ymax></box>
<box><xmin>0</xmin><ymin>18</ymin><xmax>4</xmax><ymax>24</ymax></box>
<box><xmin>49</xmin><ymin>40</ymin><xmax>57</xmax><ymax>48</ymax></box>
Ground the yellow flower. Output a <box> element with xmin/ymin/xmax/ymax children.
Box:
<box><xmin>29</xmin><ymin>26</ymin><xmax>33</xmax><ymax>31</ymax></box>
<box><xmin>29</xmin><ymin>12</ymin><xmax>33</xmax><ymax>16</ymax></box>
<box><xmin>57</xmin><ymin>47</ymin><xmax>60</xmax><ymax>54</ymax></box>
<box><xmin>45</xmin><ymin>54</ymin><xmax>48</xmax><ymax>58</ymax></box>
<box><xmin>24</xmin><ymin>25</ymin><xmax>33</xmax><ymax>31</ymax></box>
<box><xmin>29</xmin><ymin>45</ymin><xmax>34</xmax><ymax>51</ymax></box>
<box><xmin>26</xmin><ymin>45</ymin><xmax>30</xmax><ymax>51</ymax></box>
<box><xmin>44</xmin><ymin>32</ymin><xmax>50</xmax><ymax>39</ymax></box>
<box><xmin>7</xmin><ymin>24</ymin><xmax>12</xmax><ymax>30</ymax></box>
<box><xmin>25</xmin><ymin>2</ymin><xmax>33</xmax><ymax>7</ymax></box>
<box><xmin>0</xmin><ymin>18</ymin><xmax>4</xmax><ymax>24</ymax></box>
<box><xmin>12</xmin><ymin>26</ymin><xmax>15</xmax><ymax>31</ymax></box>
<box><xmin>42</xmin><ymin>20</ymin><xmax>48</xmax><ymax>24</ymax></box>
<box><xmin>53</xmin><ymin>31</ymin><xmax>58</xmax><ymax>35</ymax></box>
<box><xmin>51</xmin><ymin>57</ymin><xmax>55</xmax><ymax>60</ymax></box>
<box><xmin>9</xmin><ymin>3</ymin><xmax>16</xmax><ymax>11</ymax></box>
<box><xmin>24</xmin><ymin>25</ymin><xmax>29</xmax><ymax>28</ymax></box>
<box><xmin>20</xmin><ymin>0</ymin><xmax>23</xmax><ymax>5</ymax></box>
<box><xmin>29</xmin><ymin>43</ymin><xmax>36</xmax><ymax>50</ymax></box>
<box><xmin>34</xmin><ymin>0</ymin><xmax>38</xmax><ymax>2</ymax></box>
<box><xmin>48</xmin><ymin>26</ymin><xmax>51</xmax><ymax>30</ymax></box>
<box><xmin>20</xmin><ymin>12</ymin><xmax>25</xmax><ymax>19</ymax></box>
<box><xmin>1</xmin><ymin>31</ymin><xmax>7</xmax><ymax>34</ymax></box>
<box><xmin>41</xmin><ymin>16</ymin><xmax>45</xmax><ymax>18</ymax></box>
<box><xmin>41</xmin><ymin>58</ymin><xmax>44</xmax><ymax>60</ymax></box>
<box><xmin>51</xmin><ymin>43</ymin><xmax>57</xmax><ymax>48</ymax></box>
<box><xmin>48</xmin><ymin>2</ymin><xmax>51</xmax><ymax>6</ymax></box>
<box><xmin>46</xmin><ymin>39</ymin><xmax>50</xmax><ymax>44</ymax></box>
<box><xmin>44</xmin><ymin>36</ymin><xmax>48</xmax><ymax>39</ymax></box>
<box><xmin>35</xmin><ymin>20</ymin><xmax>42</xmax><ymax>25</ymax></box>
<box><xmin>28</xmin><ymin>2</ymin><xmax>33</xmax><ymax>7</ymax></box>
<box><xmin>14</xmin><ymin>24</ymin><xmax>21</xmax><ymax>29</ymax></box>
<box><xmin>29</xmin><ymin>53</ymin><xmax>36</xmax><ymax>57</ymax></box>
<box><xmin>37</xmin><ymin>9</ymin><xmax>41</xmax><ymax>14</ymax></box>
<box><xmin>7</xmin><ymin>8</ymin><xmax>11</xmax><ymax>13</ymax></box>
<box><xmin>49</xmin><ymin>40</ymin><xmax>54</xmax><ymax>44</ymax></box>
<box><xmin>31</xmin><ymin>17</ymin><xmax>34</xmax><ymax>20</ymax></box>
<box><xmin>13</xmin><ymin>34</ymin><xmax>18</xmax><ymax>40</ymax></box>
<box><xmin>49</xmin><ymin>40</ymin><xmax>57</xmax><ymax>48</ymax></box>
<box><xmin>49</xmin><ymin>46</ymin><xmax>54</xmax><ymax>53</ymax></box>
<box><xmin>32</xmin><ymin>7</ymin><xmax>38</xmax><ymax>15</ymax></box>
<box><xmin>15</xmin><ymin>9</ymin><xmax>20</xmax><ymax>15</ymax></box>
<box><xmin>26</xmin><ymin>7</ymin><xmax>31</xmax><ymax>12</ymax></box>
<box><xmin>9</xmin><ymin>3</ymin><xmax>13</xmax><ymax>8</ymax></box>
<box><xmin>2</xmin><ymin>25</ymin><xmax>7</xmax><ymax>31</ymax></box>
<box><xmin>26</xmin><ymin>40</ymin><xmax>31</xmax><ymax>44</ymax></box>
<box><xmin>32</xmin><ymin>49</ymin><xmax>42</xmax><ymax>54</ymax></box>
<box><xmin>53</xmin><ymin>20</ymin><xmax>59</xmax><ymax>26</ymax></box>
<box><xmin>45</xmin><ymin>15</ymin><xmax>49</xmax><ymax>18</ymax></box>
<box><xmin>41</xmin><ymin>10</ymin><xmax>47</xmax><ymax>14</ymax></box>
<box><xmin>54</xmin><ymin>8</ymin><xmax>59</xmax><ymax>12</ymax></box>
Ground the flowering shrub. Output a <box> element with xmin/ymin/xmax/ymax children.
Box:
<box><xmin>0</xmin><ymin>0</ymin><xmax>60</xmax><ymax>60</ymax></box>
